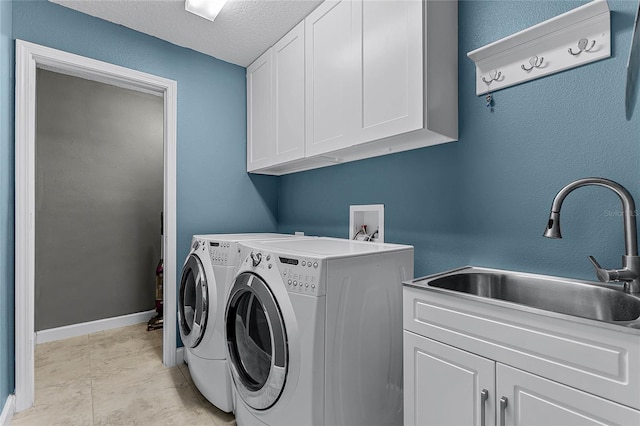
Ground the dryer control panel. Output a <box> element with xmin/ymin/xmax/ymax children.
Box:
<box><xmin>206</xmin><ymin>241</ymin><xmax>235</xmax><ymax>267</ymax></box>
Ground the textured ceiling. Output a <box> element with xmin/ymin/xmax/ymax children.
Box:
<box><xmin>51</xmin><ymin>0</ymin><xmax>323</xmax><ymax>67</ymax></box>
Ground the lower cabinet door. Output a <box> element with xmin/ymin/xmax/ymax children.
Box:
<box><xmin>496</xmin><ymin>363</ymin><xmax>640</xmax><ymax>425</ymax></box>
<box><xmin>403</xmin><ymin>331</ymin><xmax>495</xmax><ymax>426</ymax></box>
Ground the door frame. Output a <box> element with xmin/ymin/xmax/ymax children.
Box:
<box><xmin>14</xmin><ymin>39</ymin><xmax>178</xmax><ymax>412</ymax></box>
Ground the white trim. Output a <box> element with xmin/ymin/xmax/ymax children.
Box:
<box><xmin>0</xmin><ymin>394</ymin><xmax>15</xmax><ymax>426</ymax></box>
<box><xmin>162</xmin><ymin>60</ymin><xmax>178</xmax><ymax>371</ymax></box>
<box><xmin>176</xmin><ymin>347</ymin><xmax>185</xmax><ymax>365</ymax></box>
<box><xmin>14</xmin><ymin>40</ymin><xmax>178</xmax><ymax>413</ymax></box>
<box><xmin>35</xmin><ymin>310</ymin><xmax>156</xmax><ymax>345</ymax></box>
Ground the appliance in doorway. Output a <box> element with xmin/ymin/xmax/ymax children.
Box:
<box><xmin>178</xmin><ymin>233</ymin><xmax>311</xmax><ymax>412</ymax></box>
<box><xmin>226</xmin><ymin>237</ymin><xmax>414</xmax><ymax>425</ymax></box>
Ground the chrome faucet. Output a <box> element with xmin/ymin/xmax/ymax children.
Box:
<box><xmin>543</xmin><ymin>177</ymin><xmax>640</xmax><ymax>294</ymax></box>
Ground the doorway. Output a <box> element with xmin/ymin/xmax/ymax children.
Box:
<box><xmin>35</xmin><ymin>68</ymin><xmax>163</xmax><ymax>334</ymax></box>
<box><xmin>14</xmin><ymin>40</ymin><xmax>178</xmax><ymax>412</ymax></box>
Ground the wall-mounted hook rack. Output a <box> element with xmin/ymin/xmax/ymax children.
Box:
<box><xmin>568</xmin><ymin>38</ymin><xmax>596</xmax><ymax>55</ymax></box>
<box><xmin>467</xmin><ymin>0</ymin><xmax>610</xmax><ymax>96</ymax></box>
<box><xmin>521</xmin><ymin>56</ymin><xmax>544</xmax><ymax>72</ymax></box>
<box><xmin>482</xmin><ymin>69</ymin><xmax>502</xmax><ymax>84</ymax></box>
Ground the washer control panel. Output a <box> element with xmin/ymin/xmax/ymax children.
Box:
<box><xmin>278</xmin><ymin>255</ymin><xmax>324</xmax><ymax>296</ymax></box>
<box><xmin>239</xmin><ymin>248</ymin><xmax>325</xmax><ymax>296</ymax></box>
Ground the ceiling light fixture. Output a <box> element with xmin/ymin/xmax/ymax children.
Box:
<box><xmin>185</xmin><ymin>0</ymin><xmax>228</xmax><ymax>22</ymax></box>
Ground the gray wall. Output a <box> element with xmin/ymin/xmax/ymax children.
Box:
<box><xmin>35</xmin><ymin>69</ymin><xmax>163</xmax><ymax>331</ymax></box>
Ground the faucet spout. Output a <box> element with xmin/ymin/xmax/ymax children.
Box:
<box><xmin>544</xmin><ymin>177</ymin><xmax>640</xmax><ymax>293</ymax></box>
<box><xmin>543</xmin><ymin>211</ymin><xmax>562</xmax><ymax>239</ymax></box>
<box><xmin>544</xmin><ymin>177</ymin><xmax>638</xmax><ymax>256</ymax></box>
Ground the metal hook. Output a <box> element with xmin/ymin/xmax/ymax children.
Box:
<box><xmin>568</xmin><ymin>38</ymin><xmax>596</xmax><ymax>56</ymax></box>
<box><xmin>482</xmin><ymin>69</ymin><xmax>501</xmax><ymax>84</ymax></box>
<box><xmin>521</xmin><ymin>55</ymin><xmax>544</xmax><ymax>72</ymax></box>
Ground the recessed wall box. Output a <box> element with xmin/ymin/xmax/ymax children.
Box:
<box><xmin>349</xmin><ymin>204</ymin><xmax>384</xmax><ymax>243</ymax></box>
<box><xmin>467</xmin><ymin>0</ymin><xmax>610</xmax><ymax>96</ymax></box>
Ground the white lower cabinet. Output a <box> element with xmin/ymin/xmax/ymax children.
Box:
<box><xmin>404</xmin><ymin>331</ymin><xmax>495</xmax><ymax>426</ymax></box>
<box><xmin>497</xmin><ymin>364</ymin><xmax>640</xmax><ymax>426</ymax></box>
<box><xmin>404</xmin><ymin>331</ymin><xmax>640</xmax><ymax>426</ymax></box>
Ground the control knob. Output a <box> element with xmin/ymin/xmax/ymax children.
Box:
<box><xmin>250</xmin><ymin>251</ymin><xmax>263</xmax><ymax>267</ymax></box>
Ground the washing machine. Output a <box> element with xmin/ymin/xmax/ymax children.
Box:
<box><xmin>178</xmin><ymin>233</ymin><xmax>312</xmax><ymax>413</ymax></box>
<box><xmin>225</xmin><ymin>237</ymin><xmax>414</xmax><ymax>425</ymax></box>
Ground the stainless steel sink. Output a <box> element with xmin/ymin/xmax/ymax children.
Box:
<box><xmin>406</xmin><ymin>267</ymin><xmax>640</xmax><ymax>327</ymax></box>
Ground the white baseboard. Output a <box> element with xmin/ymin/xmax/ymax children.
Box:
<box><xmin>35</xmin><ymin>310</ymin><xmax>156</xmax><ymax>344</ymax></box>
<box><xmin>0</xmin><ymin>394</ymin><xmax>15</xmax><ymax>426</ymax></box>
<box><xmin>176</xmin><ymin>347</ymin><xmax>185</xmax><ymax>365</ymax></box>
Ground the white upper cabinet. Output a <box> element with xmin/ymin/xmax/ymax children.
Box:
<box><xmin>247</xmin><ymin>22</ymin><xmax>306</xmax><ymax>172</ymax></box>
<box><xmin>273</xmin><ymin>21</ymin><xmax>306</xmax><ymax>166</ymax></box>
<box><xmin>247</xmin><ymin>49</ymin><xmax>274</xmax><ymax>171</ymax></box>
<box><xmin>247</xmin><ymin>0</ymin><xmax>458</xmax><ymax>175</ymax></box>
<box><xmin>305</xmin><ymin>0</ymin><xmax>359</xmax><ymax>157</ymax></box>
<box><xmin>356</xmin><ymin>0</ymin><xmax>424</xmax><ymax>144</ymax></box>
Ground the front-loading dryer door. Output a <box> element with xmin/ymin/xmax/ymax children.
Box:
<box><xmin>178</xmin><ymin>254</ymin><xmax>209</xmax><ymax>348</ymax></box>
<box><xmin>226</xmin><ymin>272</ymin><xmax>287</xmax><ymax>410</ymax></box>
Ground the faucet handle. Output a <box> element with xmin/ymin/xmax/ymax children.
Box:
<box><xmin>588</xmin><ymin>256</ymin><xmax>613</xmax><ymax>282</ymax></box>
<box><xmin>588</xmin><ymin>255</ymin><xmax>637</xmax><ymax>283</ymax></box>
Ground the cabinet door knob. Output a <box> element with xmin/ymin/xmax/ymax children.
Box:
<box><xmin>480</xmin><ymin>389</ymin><xmax>489</xmax><ymax>426</ymax></box>
<box><xmin>499</xmin><ymin>396</ymin><xmax>509</xmax><ymax>426</ymax></box>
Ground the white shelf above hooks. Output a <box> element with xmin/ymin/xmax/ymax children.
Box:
<box><xmin>467</xmin><ymin>0</ymin><xmax>610</xmax><ymax>96</ymax></box>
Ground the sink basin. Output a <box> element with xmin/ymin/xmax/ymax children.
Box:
<box><xmin>407</xmin><ymin>267</ymin><xmax>640</xmax><ymax>327</ymax></box>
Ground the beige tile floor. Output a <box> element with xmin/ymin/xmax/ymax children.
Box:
<box><xmin>12</xmin><ymin>324</ymin><xmax>236</xmax><ymax>426</ymax></box>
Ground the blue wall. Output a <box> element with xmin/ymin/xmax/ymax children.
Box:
<box><xmin>0</xmin><ymin>0</ymin><xmax>14</xmax><ymax>407</ymax></box>
<box><xmin>279</xmin><ymin>0</ymin><xmax>640</xmax><ymax>283</ymax></box>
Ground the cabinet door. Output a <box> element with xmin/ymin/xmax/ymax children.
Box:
<box><xmin>356</xmin><ymin>0</ymin><xmax>423</xmax><ymax>144</ymax></box>
<box><xmin>404</xmin><ymin>331</ymin><xmax>495</xmax><ymax>426</ymax></box>
<box><xmin>273</xmin><ymin>21</ymin><xmax>305</xmax><ymax>165</ymax></box>
<box><xmin>305</xmin><ymin>0</ymin><xmax>359</xmax><ymax>157</ymax></box>
<box><xmin>247</xmin><ymin>48</ymin><xmax>274</xmax><ymax>171</ymax></box>
<box><xmin>497</xmin><ymin>364</ymin><xmax>640</xmax><ymax>426</ymax></box>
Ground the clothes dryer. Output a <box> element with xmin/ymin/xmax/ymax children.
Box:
<box><xmin>225</xmin><ymin>237</ymin><xmax>413</xmax><ymax>425</ymax></box>
<box><xmin>178</xmin><ymin>233</ymin><xmax>310</xmax><ymax>413</ymax></box>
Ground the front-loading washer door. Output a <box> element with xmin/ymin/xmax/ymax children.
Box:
<box><xmin>226</xmin><ymin>272</ymin><xmax>287</xmax><ymax>411</ymax></box>
<box><xmin>178</xmin><ymin>254</ymin><xmax>209</xmax><ymax>348</ymax></box>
